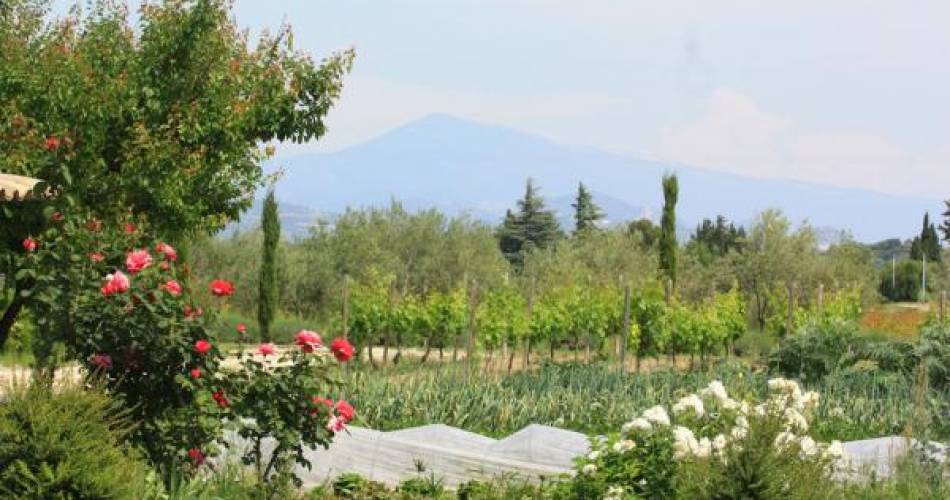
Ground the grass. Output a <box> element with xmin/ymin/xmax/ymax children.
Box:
<box><xmin>859</xmin><ymin>303</ymin><xmax>930</xmax><ymax>341</ymax></box>
<box><xmin>344</xmin><ymin>361</ymin><xmax>950</xmax><ymax>442</ymax></box>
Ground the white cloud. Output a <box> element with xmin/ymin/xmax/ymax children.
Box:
<box><xmin>656</xmin><ymin>88</ymin><xmax>950</xmax><ymax>198</ymax></box>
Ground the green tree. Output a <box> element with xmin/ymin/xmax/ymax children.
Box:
<box><xmin>258</xmin><ymin>190</ymin><xmax>280</xmax><ymax>342</ymax></box>
<box><xmin>571</xmin><ymin>182</ymin><xmax>604</xmax><ymax>236</ymax></box>
<box><xmin>0</xmin><ymin>0</ymin><xmax>352</xmax><ymax>348</ymax></box>
<box><xmin>497</xmin><ymin>178</ymin><xmax>562</xmax><ymax>268</ymax></box>
<box><xmin>659</xmin><ymin>174</ymin><xmax>679</xmax><ymax>287</ymax></box>
<box><xmin>942</xmin><ymin>200</ymin><xmax>950</xmax><ymax>242</ymax></box>
<box><xmin>910</xmin><ymin>212</ymin><xmax>942</xmax><ymax>263</ymax></box>
<box><xmin>627</xmin><ymin>218</ymin><xmax>660</xmax><ymax>248</ymax></box>
<box><xmin>690</xmin><ymin>215</ymin><xmax>746</xmax><ymax>259</ymax></box>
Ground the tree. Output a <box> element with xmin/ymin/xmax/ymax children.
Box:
<box><xmin>258</xmin><ymin>190</ymin><xmax>280</xmax><ymax>342</ymax></box>
<box><xmin>497</xmin><ymin>178</ymin><xmax>562</xmax><ymax>268</ymax></box>
<box><xmin>910</xmin><ymin>212</ymin><xmax>941</xmax><ymax>263</ymax></box>
<box><xmin>0</xmin><ymin>0</ymin><xmax>352</xmax><ymax>348</ymax></box>
<box><xmin>690</xmin><ymin>215</ymin><xmax>746</xmax><ymax>258</ymax></box>
<box><xmin>659</xmin><ymin>174</ymin><xmax>679</xmax><ymax>287</ymax></box>
<box><xmin>942</xmin><ymin>200</ymin><xmax>950</xmax><ymax>242</ymax></box>
<box><xmin>627</xmin><ymin>218</ymin><xmax>660</xmax><ymax>248</ymax></box>
<box><xmin>571</xmin><ymin>182</ymin><xmax>604</xmax><ymax>236</ymax></box>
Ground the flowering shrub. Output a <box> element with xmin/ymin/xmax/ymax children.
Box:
<box><xmin>17</xmin><ymin>211</ymin><xmax>354</xmax><ymax>487</ymax></box>
<box><xmin>229</xmin><ymin>334</ymin><xmax>354</xmax><ymax>491</ymax></box>
<box><xmin>573</xmin><ymin>377</ymin><xmax>845</xmax><ymax>499</ymax></box>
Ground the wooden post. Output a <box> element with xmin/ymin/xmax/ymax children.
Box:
<box><xmin>466</xmin><ymin>280</ymin><xmax>477</xmax><ymax>368</ymax></box>
<box><xmin>620</xmin><ymin>285</ymin><xmax>631</xmax><ymax>375</ymax></box>
<box><xmin>523</xmin><ymin>281</ymin><xmax>534</xmax><ymax>369</ymax></box>
<box><xmin>786</xmin><ymin>282</ymin><xmax>795</xmax><ymax>336</ymax></box>
<box><xmin>664</xmin><ymin>278</ymin><xmax>673</xmax><ymax>305</ymax></box>
<box><xmin>940</xmin><ymin>291</ymin><xmax>947</xmax><ymax>323</ymax></box>
<box><xmin>341</xmin><ymin>275</ymin><xmax>349</xmax><ymax>340</ymax></box>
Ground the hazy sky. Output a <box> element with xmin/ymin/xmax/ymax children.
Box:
<box><xmin>55</xmin><ymin>1</ymin><xmax>950</xmax><ymax>199</ymax></box>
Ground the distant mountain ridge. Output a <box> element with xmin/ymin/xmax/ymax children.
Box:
<box><xmin>261</xmin><ymin>113</ymin><xmax>944</xmax><ymax>242</ymax></box>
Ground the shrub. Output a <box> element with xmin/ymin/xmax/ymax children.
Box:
<box><xmin>917</xmin><ymin>321</ymin><xmax>950</xmax><ymax>389</ymax></box>
<box><xmin>767</xmin><ymin>320</ymin><xmax>859</xmax><ymax>381</ymax></box>
<box><xmin>574</xmin><ymin>378</ymin><xmax>844</xmax><ymax>500</ymax></box>
<box><xmin>0</xmin><ymin>383</ymin><xmax>155</xmax><ymax>499</ymax></box>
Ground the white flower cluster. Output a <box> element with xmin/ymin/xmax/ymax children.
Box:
<box><xmin>618</xmin><ymin>378</ymin><xmax>847</xmax><ymax>464</ymax></box>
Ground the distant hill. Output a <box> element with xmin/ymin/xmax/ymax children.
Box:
<box><xmin>262</xmin><ymin>113</ymin><xmax>944</xmax><ymax>242</ymax></box>
<box><xmin>224</xmin><ymin>199</ymin><xmax>322</xmax><ymax>238</ymax></box>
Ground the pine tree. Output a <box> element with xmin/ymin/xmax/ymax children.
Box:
<box><xmin>497</xmin><ymin>179</ymin><xmax>562</xmax><ymax>268</ymax></box>
<box><xmin>258</xmin><ymin>190</ymin><xmax>280</xmax><ymax>342</ymax></box>
<box><xmin>571</xmin><ymin>182</ymin><xmax>604</xmax><ymax>236</ymax></box>
<box><xmin>659</xmin><ymin>174</ymin><xmax>679</xmax><ymax>286</ymax></box>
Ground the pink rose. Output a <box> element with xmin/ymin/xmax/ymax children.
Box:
<box><xmin>257</xmin><ymin>343</ymin><xmax>276</xmax><ymax>356</ymax></box>
<box><xmin>125</xmin><ymin>249</ymin><xmax>152</xmax><ymax>274</ymax></box>
<box><xmin>295</xmin><ymin>330</ymin><xmax>322</xmax><ymax>353</ymax></box>
<box><xmin>44</xmin><ymin>136</ymin><xmax>60</xmax><ymax>151</ymax></box>
<box><xmin>194</xmin><ymin>339</ymin><xmax>212</xmax><ymax>355</ymax></box>
<box><xmin>335</xmin><ymin>399</ymin><xmax>355</xmax><ymax>423</ymax></box>
<box><xmin>51</xmin><ymin>211</ymin><xmax>64</xmax><ymax>222</ymax></box>
<box><xmin>100</xmin><ymin>271</ymin><xmax>131</xmax><ymax>296</ymax></box>
<box><xmin>90</xmin><ymin>353</ymin><xmax>112</xmax><ymax>371</ymax></box>
<box><xmin>89</xmin><ymin>252</ymin><xmax>105</xmax><ymax>263</ymax></box>
<box><xmin>161</xmin><ymin>280</ymin><xmax>182</xmax><ymax>296</ymax></box>
<box><xmin>190</xmin><ymin>368</ymin><xmax>201</xmax><ymax>379</ymax></box>
<box><xmin>155</xmin><ymin>242</ymin><xmax>178</xmax><ymax>261</ymax></box>
<box><xmin>123</xmin><ymin>223</ymin><xmax>136</xmax><ymax>234</ymax></box>
<box><xmin>326</xmin><ymin>415</ymin><xmax>346</xmax><ymax>433</ymax></box>
<box><xmin>236</xmin><ymin>323</ymin><xmax>247</xmax><ymax>334</ymax></box>
<box><xmin>330</xmin><ymin>338</ymin><xmax>354</xmax><ymax>362</ymax></box>
<box><xmin>22</xmin><ymin>237</ymin><xmax>37</xmax><ymax>252</ymax></box>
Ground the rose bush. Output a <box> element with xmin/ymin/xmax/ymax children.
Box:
<box><xmin>16</xmin><ymin>212</ymin><xmax>354</xmax><ymax>489</ymax></box>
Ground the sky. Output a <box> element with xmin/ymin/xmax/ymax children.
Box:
<box><xmin>54</xmin><ymin>0</ymin><xmax>950</xmax><ymax>200</ymax></box>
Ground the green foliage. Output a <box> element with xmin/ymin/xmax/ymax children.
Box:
<box><xmin>659</xmin><ymin>174</ymin><xmax>679</xmax><ymax>286</ymax></box>
<box><xmin>880</xmin><ymin>259</ymin><xmax>928</xmax><ymax>302</ymax></box>
<box><xmin>917</xmin><ymin>321</ymin><xmax>950</xmax><ymax>389</ymax></box>
<box><xmin>689</xmin><ymin>215</ymin><xmax>746</xmax><ymax>260</ymax></box>
<box><xmin>497</xmin><ymin>178</ymin><xmax>562</xmax><ymax>268</ymax></box>
<box><xmin>627</xmin><ymin>218</ymin><xmax>661</xmax><ymax>248</ymax></box>
<box><xmin>768</xmin><ymin>320</ymin><xmax>860</xmax><ymax>382</ymax></box>
<box><xmin>259</xmin><ymin>189</ymin><xmax>281</xmax><ymax>342</ymax></box>
<box><xmin>571</xmin><ymin>182</ymin><xmax>604</xmax><ymax>236</ymax></box>
<box><xmin>909</xmin><ymin>212</ymin><xmax>942</xmax><ymax>263</ymax></box>
<box><xmin>942</xmin><ymin>200</ymin><xmax>950</xmax><ymax>243</ymax></box>
<box><xmin>0</xmin><ymin>383</ymin><xmax>154</xmax><ymax>499</ymax></box>
<box><xmin>0</xmin><ymin>0</ymin><xmax>351</xmax><ymax>240</ymax></box>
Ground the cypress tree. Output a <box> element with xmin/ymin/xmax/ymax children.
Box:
<box><xmin>659</xmin><ymin>174</ymin><xmax>679</xmax><ymax>286</ymax></box>
<box><xmin>258</xmin><ymin>190</ymin><xmax>280</xmax><ymax>342</ymax></box>
<box><xmin>910</xmin><ymin>212</ymin><xmax>941</xmax><ymax>262</ymax></box>
<box><xmin>571</xmin><ymin>182</ymin><xmax>604</xmax><ymax>236</ymax></box>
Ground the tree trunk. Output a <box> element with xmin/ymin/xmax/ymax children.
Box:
<box><xmin>573</xmin><ymin>335</ymin><xmax>579</xmax><ymax>363</ymax></box>
<box><xmin>420</xmin><ymin>335</ymin><xmax>433</xmax><ymax>363</ymax></box>
<box><xmin>585</xmin><ymin>334</ymin><xmax>591</xmax><ymax>364</ymax></box>
<box><xmin>382</xmin><ymin>334</ymin><xmax>390</xmax><ymax>365</ymax></box>
<box><xmin>0</xmin><ymin>294</ymin><xmax>26</xmax><ymax>351</ymax></box>
<box><xmin>507</xmin><ymin>348</ymin><xmax>516</xmax><ymax>374</ymax></box>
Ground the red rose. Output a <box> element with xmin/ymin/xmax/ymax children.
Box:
<box><xmin>44</xmin><ymin>136</ymin><xmax>60</xmax><ymax>151</ymax></box>
<box><xmin>125</xmin><ymin>249</ymin><xmax>152</xmax><ymax>274</ymax></box>
<box><xmin>123</xmin><ymin>223</ymin><xmax>136</xmax><ymax>234</ymax></box>
<box><xmin>295</xmin><ymin>330</ymin><xmax>322</xmax><ymax>353</ymax></box>
<box><xmin>187</xmin><ymin>448</ymin><xmax>205</xmax><ymax>466</ymax></box>
<box><xmin>335</xmin><ymin>399</ymin><xmax>355</xmax><ymax>423</ymax></box>
<box><xmin>194</xmin><ymin>339</ymin><xmax>212</xmax><ymax>355</ymax></box>
<box><xmin>89</xmin><ymin>252</ymin><xmax>105</xmax><ymax>263</ymax></box>
<box><xmin>184</xmin><ymin>305</ymin><xmax>204</xmax><ymax>320</ymax></box>
<box><xmin>22</xmin><ymin>237</ymin><xmax>37</xmax><ymax>252</ymax></box>
<box><xmin>330</xmin><ymin>338</ymin><xmax>354</xmax><ymax>362</ymax></box>
<box><xmin>326</xmin><ymin>416</ymin><xmax>346</xmax><ymax>433</ymax></box>
<box><xmin>160</xmin><ymin>262</ymin><xmax>171</xmax><ymax>271</ymax></box>
<box><xmin>190</xmin><ymin>368</ymin><xmax>201</xmax><ymax>379</ymax></box>
<box><xmin>51</xmin><ymin>211</ymin><xmax>64</xmax><ymax>222</ymax></box>
<box><xmin>155</xmin><ymin>242</ymin><xmax>178</xmax><ymax>261</ymax></box>
<box><xmin>100</xmin><ymin>271</ymin><xmax>131</xmax><ymax>296</ymax></box>
<box><xmin>85</xmin><ymin>218</ymin><xmax>102</xmax><ymax>232</ymax></box>
<box><xmin>309</xmin><ymin>396</ymin><xmax>333</xmax><ymax>417</ymax></box>
<box><xmin>161</xmin><ymin>280</ymin><xmax>182</xmax><ymax>296</ymax></box>
<box><xmin>90</xmin><ymin>353</ymin><xmax>112</xmax><ymax>371</ymax></box>
<box><xmin>236</xmin><ymin>323</ymin><xmax>247</xmax><ymax>334</ymax></box>
<box><xmin>257</xmin><ymin>343</ymin><xmax>275</xmax><ymax>356</ymax></box>
<box><xmin>212</xmin><ymin>390</ymin><xmax>230</xmax><ymax>408</ymax></box>
<box><xmin>209</xmin><ymin>279</ymin><xmax>235</xmax><ymax>297</ymax></box>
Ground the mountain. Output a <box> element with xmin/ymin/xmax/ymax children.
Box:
<box><xmin>224</xmin><ymin>199</ymin><xmax>322</xmax><ymax>238</ymax></box>
<box><xmin>263</xmin><ymin>113</ymin><xmax>944</xmax><ymax>242</ymax></box>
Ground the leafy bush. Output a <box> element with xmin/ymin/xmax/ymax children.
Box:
<box><xmin>0</xmin><ymin>383</ymin><xmax>156</xmax><ymax>499</ymax></box>
<box><xmin>917</xmin><ymin>321</ymin><xmax>950</xmax><ymax>388</ymax></box>
<box><xmin>880</xmin><ymin>260</ymin><xmax>929</xmax><ymax>302</ymax></box>
<box><xmin>768</xmin><ymin>320</ymin><xmax>860</xmax><ymax>381</ymax></box>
